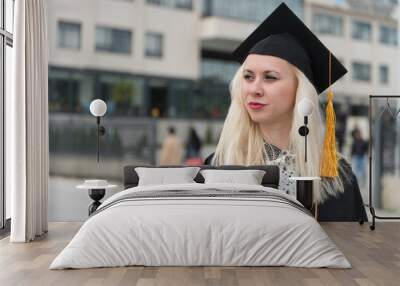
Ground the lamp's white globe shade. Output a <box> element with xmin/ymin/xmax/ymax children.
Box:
<box><xmin>297</xmin><ymin>98</ymin><xmax>314</xmax><ymax>116</ymax></box>
<box><xmin>90</xmin><ymin>99</ymin><xmax>107</xmax><ymax>117</ymax></box>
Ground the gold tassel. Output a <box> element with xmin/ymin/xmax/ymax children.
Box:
<box><xmin>320</xmin><ymin>90</ymin><xmax>338</xmax><ymax>177</ymax></box>
<box><xmin>320</xmin><ymin>52</ymin><xmax>338</xmax><ymax>178</ymax></box>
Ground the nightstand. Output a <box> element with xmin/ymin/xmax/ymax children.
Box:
<box><xmin>77</xmin><ymin>180</ymin><xmax>117</xmax><ymax>215</ymax></box>
<box><xmin>289</xmin><ymin>176</ymin><xmax>320</xmax><ymax>218</ymax></box>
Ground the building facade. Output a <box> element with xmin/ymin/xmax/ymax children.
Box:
<box><xmin>305</xmin><ymin>0</ymin><xmax>399</xmax><ymax>152</ymax></box>
<box><xmin>47</xmin><ymin>0</ymin><xmax>304</xmax><ymax>120</ymax></box>
<box><xmin>306</xmin><ymin>0</ymin><xmax>399</xmax><ymax>105</ymax></box>
<box><xmin>47</xmin><ymin>0</ymin><xmax>399</xmax><ymax>149</ymax></box>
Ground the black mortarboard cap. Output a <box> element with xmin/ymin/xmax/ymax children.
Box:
<box><xmin>232</xmin><ymin>3</ymin><xmax>347</xmax><ymax>94</ymax></box>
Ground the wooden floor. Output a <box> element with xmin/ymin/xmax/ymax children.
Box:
<box><xmin>0</xmin><ymin>222</ymin><xmax>399</xmax><ymax>286</ymax></box>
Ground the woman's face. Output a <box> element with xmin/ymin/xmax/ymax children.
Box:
<box><xmin>242</xmin><ymin>54</ymin><xmax>298</xmax><ymax>125</ymax></box>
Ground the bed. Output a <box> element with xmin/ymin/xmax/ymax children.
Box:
<box><xmin>49</xmin><ymin>165</ymin><xmax>350</xmax><ymax>269</ymax></box>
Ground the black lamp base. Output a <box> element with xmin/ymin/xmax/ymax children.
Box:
<box><xmin>88</xmin><ymin>189</ymin><xmax>105</xmax><ymax>215</ymax></box>
<box><xmin>296</xmin><ymin>180</ymin><xmax>313</xmax><ymax>211</ymax></box>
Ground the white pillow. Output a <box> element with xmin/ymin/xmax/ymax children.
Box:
<box><xmin>200</xmin><ymin>169</ymin><xmax>266</xmax><ymax>185</ymax></box>
<box><xmin>135</xmin><ymin>167</ymin><xmax>200</xmax><ymax>186</ymax></box>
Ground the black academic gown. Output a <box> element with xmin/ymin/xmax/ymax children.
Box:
<box><xmin>204</xmin><ymin>153</ymin><xmax>368</xmax><ymax>222</ymax></box>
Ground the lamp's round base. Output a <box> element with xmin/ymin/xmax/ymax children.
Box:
<box><xmin>88</xmin><ymin>189</ymin><xmax>105</xmax><ymax>215</ymax></box>
<box><xmin>89</xmin><ymin>201</ymin><xmax>102</xmax><ymax>216</ymax></box>
<box><xmin>298</xmin><ymin>125</ymin><xmax>309</xmax><ymax>136</ymax></box>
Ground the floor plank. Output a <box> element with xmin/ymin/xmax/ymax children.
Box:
<box><xmin>0</xmin><ymin>222</ymin><xmax>399</xmax><ymax>286</ymax></box>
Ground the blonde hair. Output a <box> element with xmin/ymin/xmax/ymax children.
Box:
<box><xmin>212</xmin><ymin>64</ymin><xmax>349</xmax><ymax>203</ymax></box>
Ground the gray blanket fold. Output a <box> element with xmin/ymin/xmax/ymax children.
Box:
<box><xmin>92</xmin><ymin>189</ymin><xmax>311</xmax><ymax>217</ymax></box>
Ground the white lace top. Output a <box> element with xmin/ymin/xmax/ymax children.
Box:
<box><xmin>263</xmin><ymin>143</ymin><xmax>298</xmax><ymax>198</ymax></box>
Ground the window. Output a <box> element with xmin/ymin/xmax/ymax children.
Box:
<box><xmin>175</xmin><ymin>0</ymin><xmax>192</xmax><ymax>9</ymax></box>
<box><xmin>1</xmin><ymin>0</ymin><xmax>15</xmax><ymax>231</ymax></box>
<box><xmin>380</xmin><ymin>25</ymin><xmax>398</xmax><ymax>46</ymax></box>
<box><xmin>58</xmin><ymin>21</ymin><xmax>81</xmax><ymax>49</ymax></box>
<box><xmin>313</xmin><ymin>13</ymin><xmax>343</xmax><ymax>36</ymax></box>
<box><xmin>95</xmin><ymin>26</ymin><xmax>132</xmax><ymax>54</ymax></box>
<box><xmin>49</xmin><ymin>77</ymin><xmax>81</xmax><ymax>113</ymax></box>
<box><xmin>352</xmin><ymin>20</ymin><xmax>372</xmax><ymax>41</ymax></box>
<box><xmin>202</xmin><ymin>0</ymin><xmax>303</xmax><ymax>22</ymax></box>
<box><xmin>145</xmin><ymin>32</ymin><xmax>163</xmax><ymax>58</ymax></box>
<box><xmin>147</xmin><ymin>0</ymin><xmax>162</xmax><ymax>5</ymax></box>
<box><xmin>379</xmin><ymin>65</ymin><xmax>389</xmax><ymax>84</ymax></box>
<box><xmin>201</xmin><ymin>58</ymin><xmax>239</xmax><ymax>83</ymax></box>
<box><xmin>352</xmin><ymin>62</ymin><xmax>371</xmax><ymax>82</ymax></box>
<box><xmin>146</xmin><ymin>0</ymin><xmax>193</xmax><ymax>10</ymax></box>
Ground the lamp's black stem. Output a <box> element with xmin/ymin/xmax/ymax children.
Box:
<box><xmin>305</xmin><ymin>131</ymin><xmax>307</xmax><ymax>162</ymax></box>
<box><xmin>304</xmin><ymin>116</ymin><xmax>308</xmax><ymax>163</ymax></box>
<box><xmin>97</xmin><ymin>116</ymin><xmax>100</xmax><ymax>162</ymax></box>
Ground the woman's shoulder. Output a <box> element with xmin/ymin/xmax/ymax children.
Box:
<box><xmin>338</xmin><ymin>156</ymin><xmax>351</xmax><ymax>168</ymax></box>
<box><xmin>337</xmin><ymin>156</ymin><xmax>354</xmax><ymax>176</ymax></box>
<box><xmin>319</xmin><ymin>155</ymin><xmax>367</xmax><ymax>222</ymax></box>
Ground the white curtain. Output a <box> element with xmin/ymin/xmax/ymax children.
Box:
<box><xmin>7</xmin><ymin>0</ymin><xmax>49</xmax><ymax>242</ymax></box>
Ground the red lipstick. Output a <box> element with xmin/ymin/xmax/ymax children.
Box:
<box><xmin>248</xmin><ymin>102</ymin><xmax>267</xmax><ymax>110</ymax></box>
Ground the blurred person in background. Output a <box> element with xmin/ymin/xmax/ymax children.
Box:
<box><xmin>185</xmin><ymin>127</ymin><xmax>203</xmax><ymax>165</ymax></box>
<box><xmin>160</xmin><ymin>126</ymin><xmax>183</xmax><ymax>165</ymax></box>
<box><xmin>351</xmin><ymin>127</ymin><xmax>368</xmax><ymax>188</ymax></box>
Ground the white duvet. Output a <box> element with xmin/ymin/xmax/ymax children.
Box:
<box><xmin>50</xmin><ymin>183</ymin><xmax>351</xmax><ymax>269</ymax></box>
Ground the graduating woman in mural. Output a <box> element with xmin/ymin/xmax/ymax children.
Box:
<box><xmin>204</xmin><ymin>3</ymin><xmax>367</xmax><ymax>222</ymax></box>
